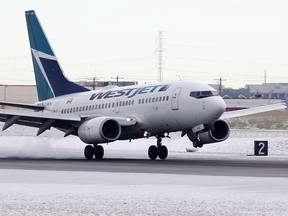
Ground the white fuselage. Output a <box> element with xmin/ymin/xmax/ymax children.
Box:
<box><xmin>38</xmin><ymin>80</ymin><xmax>226</xmax><ymax>137</ymax></box>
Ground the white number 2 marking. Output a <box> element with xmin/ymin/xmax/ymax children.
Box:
<box><xmin>258</xmin><ymin>142</ymin><xmax>266</xmax><ymax>155</ymax></box>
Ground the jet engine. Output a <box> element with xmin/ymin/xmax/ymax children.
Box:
<box><xmin>78</xmin><ymin>117</ymin><xmax>121</xmax><ymax>144</ymax></box>
<box><xmin>188</xmin><ymin>120</ymin><xmax>230</xmax><ymax>146</ymax></box>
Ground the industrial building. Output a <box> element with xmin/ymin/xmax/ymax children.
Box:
<box><xmin>212</xmin><ymin>83</ymin><xmax>288</xmax><ymax>100</ymax></box>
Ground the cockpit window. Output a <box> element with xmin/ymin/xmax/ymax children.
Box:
<box><xmin>190</xmin><ymin>91</ymin><xmax>219</xmax><ymax>99</ymax></box>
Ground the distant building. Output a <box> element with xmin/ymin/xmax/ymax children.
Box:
<box><xmin>246</xmin><ymin>83</ymin><xmax>288</xmax><ymax>99</ymax></box>
<box><xmin>82</xmin><ymin>80</ymin><xmax>138</xmax><ymax>89</ymax></box>
<box><xmin>221</xmin><ymin>88</ymin><xmax>250</xmax><ymax>99</ymax></box>
<box><xmin>0</xmin><ymin>85</ymin><xmax>38</xmax><ymax>105</ymax></box>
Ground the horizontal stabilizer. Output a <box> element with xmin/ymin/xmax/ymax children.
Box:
<box><xmin>0</xmin><ymin>101</ymin><xmax>44</xmax><ymax>111</ymax></box>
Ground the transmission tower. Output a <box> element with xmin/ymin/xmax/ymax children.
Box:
<box><xmin>156</xmin><ymin>31</ymin><xmax>165</xmax><ymax>82</ymax></box>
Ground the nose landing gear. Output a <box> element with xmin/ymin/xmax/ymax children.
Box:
<box><xmin>148</xmin><ymin>136</ymin><xmax>168</xmax><ymax>160</ymax></box>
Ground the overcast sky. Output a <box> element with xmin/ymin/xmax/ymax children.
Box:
<box><xmin>1</xmin><ymin>0</ymin><xmax>288</xmax><ymax>88</ymax></box>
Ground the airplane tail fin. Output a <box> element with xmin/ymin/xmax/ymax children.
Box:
<box><xmin>25</xmin><ymin>10</ymin><xmax>89</xmax><ymax>101</ymax></box>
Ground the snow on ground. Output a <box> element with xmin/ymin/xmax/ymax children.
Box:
<box><xmin>0</xmin><ymin>124</ymin><xmax>287</xmax><ymax>159</ymax></box>
<box><xmin>0</xmin><ymin>125</ymin><xmax>288</xmax><ymax>215</ymax></box>
<box><xmin>0</xmin><ymin>169</ymin><xmax>288</xmax><ymax>216</ymax></box>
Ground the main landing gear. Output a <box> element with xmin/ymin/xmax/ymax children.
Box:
<box><xmin>84</xmin><ymin>144</ymin><xmax>104</xmax><ymax>160</ymax></box>
<box><xmin>148</xmin><ymin>136</ymin><xmax>168</xmax><ymax>160</ymax></box>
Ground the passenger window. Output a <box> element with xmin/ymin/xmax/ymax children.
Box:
<box><xmin>166</xmin><ymin>96</ymin><xmax>169</xmax><ymax>101</ymax></box>
<box><xmin>149</xmin><ymin>98</ymin><xmax>151</xmax><ymax>103</ymax></box>
<box><xmin>102</xmin><ymin>104</ymin><xmax>104</xmax><ymax>109</ymax></box>
<box><xmin>159</xmin><ymin>97</ymin><xmax>162</xmax><ymax>102</ymax></box>
<box><xmin>112</xmin><ymin>102</ymin><xmax>115</xmax><ymax>108</ymax></box>
<box><xmin>142</xmin><ymin>99</ymin><xmax>145</xmax><ymax>104</ymax></box>
<box><xmin>152</xmin><ymin>98</ymin><xmax>155</xmax><ymax>103</ymax></box>
<box><xmin>156</xmin><ymin>97</ymin><xmax>158</xmax><ymax>102</ymax></box>
<box><xmin>139</xmin><ymin>99</ymin><xmax>141</xmax><ymax>104</ymax></box>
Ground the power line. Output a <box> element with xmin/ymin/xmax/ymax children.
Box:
<box><xmin>166</xmin><ymin>56</ymin><xmax>288</xmax><ymax>66</ymax></box>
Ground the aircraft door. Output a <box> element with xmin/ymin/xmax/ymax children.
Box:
<box><xmin>114</xmin><ymin>99</ymin><xmax>120</xmax><ymax>113</ymax></box>
<box><xmin>171</xmin><ymin>87</ymin><xmax>181</xmax><ymax>110</ymax></box>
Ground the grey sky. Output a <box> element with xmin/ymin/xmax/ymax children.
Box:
<box><xmin>1</xmin><ymin>0</ymin><xmax>288</xmax><ymax>88</ymax></box>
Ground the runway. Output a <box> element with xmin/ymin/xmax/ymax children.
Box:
<box><xmin>1</xmin><ymin>155</ymin><xmax>287</xmax><ymax>178</ymax></box>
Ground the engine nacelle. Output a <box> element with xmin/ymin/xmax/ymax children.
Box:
<box><xmin>78</xmin><ymin>117</ymin><xmax>121</xmax><ymax>144</ymax></box>
<box><xmin>198</xmin><ymin>120</ymin><xmax>230</xmax><ymax>144</ymax></box>
<box><xmin>187</xmin><ymin>120</ymin><xmax>230</xmax><ymax>145</ymax></box>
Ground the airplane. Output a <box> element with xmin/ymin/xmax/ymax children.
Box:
<box><xmin>0</xmin><ymin>10</ymin><xmax>286</xmax><ymax>160</ymax></box>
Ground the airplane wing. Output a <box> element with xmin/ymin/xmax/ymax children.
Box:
<box><xmin>220</xmin><ymin>103</ymin><xmax>287</xmax><ymax>120</ymax></box>
<box><xmin>0</xmin><ymin>107</ymin><xmax>138</xmax><ymax>137</ymax></box>
<box><xmin>0</xmin><ymin>101</ymin><xmax>44</xmax><ymax>111</ymax></box>
<box><xmin>0</xmin><ymin>108</ymin><xmax>81</xmax><ymax>136</ymax></box>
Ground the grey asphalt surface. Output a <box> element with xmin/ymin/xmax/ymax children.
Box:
<box><xmin>0</xmin><ymin>155</ymin><xmax>287</xmax><ymax>178</ymax></box>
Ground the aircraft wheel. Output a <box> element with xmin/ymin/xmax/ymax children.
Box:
<box><xmin>84</xmin><ymin>145</ymin><xmax>94</xmax><ymax>160</ymax></box>
<box><xmin>158</xmin><ymin>145</ymin><xmax>168</xmax><ymax>160</ymax></box>
<box><xmin>148</xmin><ymin>145</ymin><xmax>158</xmax><ymax>160</ymax></box>
<box><xmin>193</xmin><ymin>140</ymin><xmax>203</xmax><ymax>148</ymax></box>
<box><xmin>94</xmin><ymin>145</ymin><xmax>104</xmax><ymax>160</ymax></box>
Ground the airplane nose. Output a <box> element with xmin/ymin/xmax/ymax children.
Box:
<box><xmin>214</xmin><ymin>97</ymin><xmax>226</xmax><ymax>119</ymax></box>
